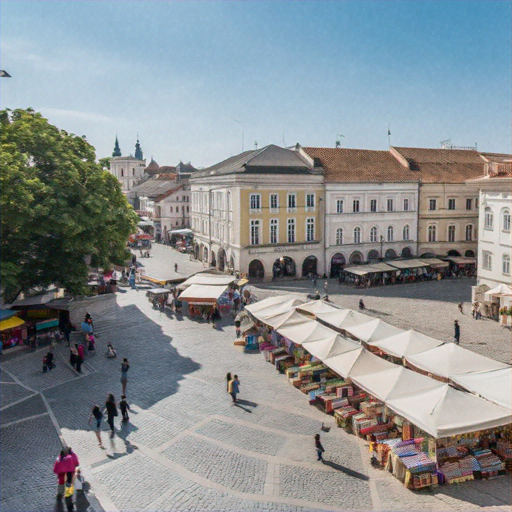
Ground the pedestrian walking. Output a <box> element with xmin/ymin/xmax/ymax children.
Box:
<box><xmin>88</xmin><ymin>405</ymin><xmax>104</xmax><ymax>448</ymax></box>
<box><xmin>121</xmin><ymin>358</ymin><xmax>130</xmax><ymax>394</ymax></box>
<box><xmin>75</xmin><ymin>344</ymin><xmax>84</xmax><ymax>374</ymax></box>
<box><xmin>458</xmin><ymin>302</ymin><xmax>464</xmax><ymax>314</ymax></box>
<box><xmin>323</xmin><ymin>281</ymin><xmax>328</xmax><ymax>293</ymax></box>
<box><xmin>53</xmin><ymin>449</ymin><xmax>69</xmax><ymax>499</ymax></box>
<box><xmin>66</xmin><ymin>447</ymin><xmax>80</xmax><ymax>485</ymax></box>
<box><xmin>70</xmin><ymin>346</ymin><xmax>78</xmax><ymax>370</ymax></box>
<box><xmin>84</xmin><ymin>313</ymin><xmax>94</xmax><ymax>334</ymax></box>
<box><xmin>226</xmin><ymin>372</ymin><xmax>232</xmax><ymax>393</ymax></box>
<box><xmin>454</xmin><ymin>320</ymin><xmax>461</xmax><ymax>345</ymax></box>
<box><xmin>315</xmin><ymin>433</ymin><xmax>325</xmax><ymax>461</ymax></box>
<box><xmin>472</xmin><ymin>302</ymin><xmax>477</xmax><ymax>319</ymax></box>
<box><xmin>119</xmin><ymin>395</ymin><xmax>130</xmax><ymax>422</ymax></box>
<box><xmin>476</xmin><ymin>304</ymin><xmax>482</xmax><ymax>320</ymax></box>
<box><xmin>45</xmin><ymin>350</ymin><xmax>56</xmax><ymax>371</ymax></box>
<box><xmin>174</xmin><ymin>263</ymin><xmax>178</xmax><ymax>273</ymax></box>
<box><xmin>228</xmin><ymin>374</ymin><xmax>240</xmax><ymax>403</ymax></box>
<box><xmin>105</xmin><ymin>393</ymin><xmax>118</xmax><ymax>438</ymax></box>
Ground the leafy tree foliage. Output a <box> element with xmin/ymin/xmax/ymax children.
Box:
<box><xmin>0</xmin><ymin>109</ymin><xmax>138</xmax><ymax>301</ymax></box>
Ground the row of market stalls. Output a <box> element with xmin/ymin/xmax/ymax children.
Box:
<box><xmin>242</xmin><ymin>295</ymin><xmax>511</xmax><ymax>490</ymax></box>
<box><xmin>342</xmin><ymin>257</ymin><xmax>475</xmax><ymax>287</ymax></box>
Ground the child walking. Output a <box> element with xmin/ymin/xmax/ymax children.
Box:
<box><xmin>119</xmin><ymin>395</ymin><xmax>130</xmax><ymax>422</ymax></box>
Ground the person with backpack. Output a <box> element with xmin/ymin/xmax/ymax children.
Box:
<box><xmin>315</xmin><ymin>433</ymin><xmax>325</xmax><ymax>461</ymax></box>
<box><xmin>119</xmin><ymin>395</ymin><xmax>131</xmax><ymax>422</ymax></box>
<box><xmin>88</xmin><ymin>405</ymin><xmax>104</xmax><ymax>448</ymax></box>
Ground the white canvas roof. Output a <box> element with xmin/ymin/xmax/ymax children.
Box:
<box><xmin>316</xmin><ymin>309</ymin><xmax>372</xmax><ymax>330</ymax></box>
<box><xmin>302</xmin><ymin>334</ymin><xmax>360</xmax><ymax>360</ymax></box>
<box><xmin>387</xmin><ymin>259</ymin><xmax>430</xmax><ymax>269</ymax></box>
<box><xmin>178</xmin><ymin>284</ymin><xmax>228</xmax><ymax>303</ymax></box>
<box><xmin>369</xmin><ymin>263</ymin><xmax>398</xmax><ymax>272</ymax></box>
<box><xmin>484</xmin><ymin>283</ymin><xmax>512</xmax><ymax>301</ymax></box>
<box><xmin>406</xmin><ymin>344</ymin><xmax>509</xmax><ymax>379</ymax></box>
<box><xmin>262</xmin><ymin>309</ymin><xmax>308</xmax><ymax>330</ymax></box>
<box><xmin>296</xmin><ymin>301</ymin><xmax>341</xmax><ymax>316</ymax></box>
<box><xmin>277</xmin><ymin>318</ymin><xmax>335</xmax><ymax>345</ymax></box>
<box><xmin>418</xmin><ymin>258</ymin><xmax>450</xmax><ymax>268</ymax></box>
<box><xmin>253</xmin><ymin>298</ymin><xmax>304</xmax><ymax>322</ymax></box>
<box><xmin>370</xmin><ymin>330</ymin><xmax>444</xmax><ymax>358</ymax></box>
<box><xmin>345</xmin><ymin>318</ymin><xmax>404</xmax><ymax>344</ymax></box>
<box><xmin>386</xmin><ymin>384</ymin><xmax>512</xmax><ymax>438</ymax></box>
<box><xmin>344</xmin><ymin>265</ymin><xmax>381</xmax><ymax>276</ymax></box>
<box><xmin>354</xmin><ymin>366</ymin><xmax>444</xmax><ymax>402</ymax></box>
<box><xmin>451</xmin><ymin>368</ymin><xmax>512</xmax><ymax>410</ymax></box>
<box><xmin>324</xmin><ymin>348</ymin><xmax>394</xmax><ymax>378</ymax></box>
<box><xmin>177</xmin><ymin>274</ymin><xmax>236</xmax><ymax>290</ymax></box>
<box><xmin>245</xmin><ymin>295</ymin><xmax>300</xmax><ymax>314</ymax></box>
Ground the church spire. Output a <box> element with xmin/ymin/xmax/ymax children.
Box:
<box><xmin>112</xmin><ymin>135</ymin><xmax>121</xmax><ymax>157</ymax></box>
<box><xmin>134</xmin><ymin>136</ymin><xmax>143</xmax><ymax>160</ymax></box>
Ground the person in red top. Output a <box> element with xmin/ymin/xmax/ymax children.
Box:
<box><xmin>53</xmin><ymin>447</ymin><xmax>80</xmax><ymax>499</ymax></box>
<box><xmin>75</xmin><ymin>344</ymin><xmax>84</xmax><ymax>374</ymax></box>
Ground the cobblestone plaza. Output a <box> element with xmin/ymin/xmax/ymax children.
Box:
<box><xmin>1</xmin><ymin>246</ymin><xmax>511</xmax><ymax>512</ymax></box>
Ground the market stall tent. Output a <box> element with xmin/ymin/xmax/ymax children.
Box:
<box><xmin>261</xmin><ymin>309</ymin><xmax>308</xmax><ymax>330</ymax></box>
<box><xmin>302</xmin><ymin>334</ymin><xmax>360</xmax><ymax>360</ymax></box>
<box><xmin>277</xmin><ymin>318</ymin><xmax>336</xmax><ymax>345</ymax></box>
<box><xmin>385</xmin><ymin>384</ymin><xmax>512</xmax><ymax>438</ymax></box>
<box><xmin>177</xmin><ymin>274</ymin><xmax>236</xmax><ymax>290</ymax></box>
<box><xmin>178</xmin><ymin>284</ymin><xmax>228</xmax><ymax>304</ymax></box>
<box><xmin>296</xmin><ymin>301</ymin><xmax>342</xmax><ymax>316</ymax></box>
<box><xmin>251</xmin><ymin>298</ymin><xmax>304</xmax><ymax>323</ymax></box>
<box><xmin>405</xmin><ymin>343</ymin><xmax>509</xmax><ymax>380</ymax></box>
<box><xmin>316</xmin><ymin>309</ymin><xmax>372</xmax><ymax>330</ymax></box>
<box><xmin>344</xmin><ymin>318</ymin><xmax>404</xmax><ymax>345</ymax></box>
<box><xmin>451</xmin><ymin>368</ymin><xmax>512</xmax><ymax>410</ymax></box>
<box><xmin>484</xmin><ymin>283</ymin><xmax>512</xmax><ymax>302</ymax></box>
<box><xmin>245</xmin><ymin>295</ymin><xmax>301</xmax><ymax>314</ymax></box>
<box><xmin>370</xmin><ymin>330</ymin><xmax>444</xmax><ymax>358</ymax></box>
<box><xmin>0</xmin><ymin>316</ymin><xmax>25</xmax><ymax>331</ymax></box>
<box><xmin>324</xmin><ymin>348</ymin><xmax>394</xmax><ymax>379</ymax></box>
<box><xmin>387</xmin><ymin>259</ymin><xmax>430</xmax><ymax>270</ymax></box>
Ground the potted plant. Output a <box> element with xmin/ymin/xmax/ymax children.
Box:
<box><xmin>500</xmin><ymin>307</ymin><xmax>507</xmax><ymax>325</ymax></box>
<box><xmin>507</xmin><ymin>306</ymin><xmax>512</xmax><ymax>327</ymax></box>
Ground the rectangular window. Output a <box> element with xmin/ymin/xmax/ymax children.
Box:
<box><xmin>429</xmin><ymin>199</ymin><xmax>437</xmax><ymax>211</ymax></box>
<box><xmin>250</xmin><ymin>194</ymin><xmax>261</xmax><ymax>213</ymax></box>
<box><xmin>287</xmin><ymin>193</ymin><xmax>297</xmax><ymax>212</ymax></box>
<box><xmin>306</xmin><ymin>193</ymin><xmax>315</xmax><ymax>212</ymax></box>
<box><xmin>250</xmin><ymin>220</ymin><xmax>260</xmax><ymax>245</ymax></box>
<box><xmin>270</xmin><ymin>219</ymin><xmax>278</xmax><ymax>244</ymax></box>
<box><xmin>448</xmin><ymin>198</ymin><xmax>456</xmax><ymax>210</ymax></box>
<box><xmin>370</xmin><ymin>199</ymin><xmax>377</xmax><ymax>212</ymax></box>
<box><xmin>466</xmin><ymin>198</ymin><xmax>472</xmax><ymax>210</ymax></box>
<box><xmin>404</xmin><ymin>198</ymin><xmax>409</xmax><ymax>211</ymax></box>
<box><xmin>287</xmin><ymin>218</ymin><xmax>295</xmax><ymax>243</ymax></box>
<box><xmin>170</xmin><ymin>206</ymin><xmax>173</xmax><ymax>213</ymax></box>
<box><xmin>448</xmin><ymin>225</ymin><xmax>456</xmax><ymax>242</ymax></box>
<box><xmin>483</xmin><ymin>251</ymin><xmax>492</xmax><ymax>270</ymax></box>
<box><xmin>353</xmin><ymin>199</ymin><xmax>360</xmax><ymax>213</ymax></box>
<box><xmin>306</xmin><ymin>218</ymin><xmax>315</xmax><ymax>242</ymax></box>
<box><xmin>387</xmin><ymin>198</ymin><xmax>394</xmax><ymax>212</ymax></box>
<box><xmin>270</xmin><ymin>193</ymin><xmax>279</xmax><ymax>213</ymax></box>
<box><xmin>336</xmin><ymin>199</ymin><xmax>344</xmax><ymax>214</ymax></box>
<box><xmin>503</xmin><ymin>255</ymin><xmax>510</xmax><ymax>275</ymax></box>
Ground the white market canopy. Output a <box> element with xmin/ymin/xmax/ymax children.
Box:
<box><xmin>177</xmin><ymin>274</ymin><xmax>236</xmax><ymax>290</ymax></box>
<box><xmin>370</xmin><ymin>329</ymin><xmax>444</xmax><ymax>358</ymax></box>
<box><xmin>277</xmin><ymin>318</ymin><xmax>336</xmax><ymax>345</ymax></box>
<box><xmin>245</xmin><ymin>295</ymin><xmax>300</xmax><ymax>314</ymax></box>
<box><xmin>418</xmin><ymin>258</ymin><xmax>450</xmax><ymax>268</ymax></box>
<box><xmin>296</xmin><ymin>301</ymin><xmax>342</xmax><ymax>316</ymax></box>
<box><xmin>368</xmin><ymin>263</ymin><xmax>398</xmax><ymax>272</ymax></box>
<box><xmin>324</xmin><ymin>348</ymin><xmax>395</xmax><ymax>379</ymax></box>
<box><xmin>178</xmin><ymin>284</ymin><xmax>228</xmax><ymax>304</ymax></box>
<box><xmin>261</xmin><ymin>309</ymin><xmax>308</xmax><ymax>330</ymax></box>
<box><xmin>405</xmin><ymin>343</ymin><xmax>510</xmax><ymax>379</ymax></box>
<box><xmin>251</xmin><ymin>298</ymin><xmax>305</xmax><ymax>323</ymax></box>
<box><xmin>302</xmin><ymin>334</ymin><xmax>360</xmax><ymax>360</ymax></box>
<box><xmin>343</xmin><ymin>265</ymin><xmax>382</xmax><ymax>276</ymax></box>
<box><xmin>316</xmin><ymin>309</ymin><xmax>372</xmax><ymax>331</ymax></box>
<box><xmin>484</xmin><ymin>283</ymin><xmax>512</xmax><ymax>301</ymax></box>
<box><xmin>387</xmin><ymin>259</ymin><xmax>430</xmax><ymax>270</ymax></box>
<box><xmin>386</xmin><ymin>384</ymin><xmax>512</xmax><ymax>438</ymax></box>
<box><xmin>345</xmin><ymin>318</ymin><xmax>404</xmax><ymax>345</ymax></box>
<box><xmin>451</xmin><ymin>368</ymin><xmax>512</xmax><ymax>410</ymax></box>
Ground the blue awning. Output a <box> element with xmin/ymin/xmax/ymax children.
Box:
<box><xmin>0</xmin><ymin>309</ymin><xmax>17</xmax><ymax>321</ymax></box>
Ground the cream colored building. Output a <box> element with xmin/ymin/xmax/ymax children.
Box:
<box><xmin>190</xmin><ymin>145</ymin><xmax>324</xmax><ymax>279</ymax></box>
<box><xmin>390</xmin><ymin>147</ymin><xmax>483</xmax><ymax>258</ymax></box>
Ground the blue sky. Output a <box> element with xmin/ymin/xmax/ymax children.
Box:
<box><xmin>1</xmin><ymin>1</ymin><xmax>510</xmax><ymax>167</ymax></box>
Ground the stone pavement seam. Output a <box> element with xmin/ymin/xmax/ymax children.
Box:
<box><xmin>0</xmin><ymin>391</ymin><xmax>38</xmax><ymax>411</ymax></box>
<box><xmin>117</xmin><ymin>440</ymin><xmax>357</xmax><ymax>512</ymax></box>
<box><xmin>0</xmin><ymin>412</ymin><xmax>49</xmax><ymax>429</ymax></box>
<box><xmin>263</xmin><ymin>460</ymin><xmax>277</xmax><ymax>496</ymax></box>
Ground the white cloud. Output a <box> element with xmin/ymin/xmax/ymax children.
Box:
<box><xmin>40</xmin><ymin>107</ymin><xmax>117</xmax><ymax>124</ymax></box>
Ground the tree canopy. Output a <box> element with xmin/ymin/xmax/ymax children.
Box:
<box><xmin>0</xmin><ymin>108</ymin><xmax>138</xmax><ymax>301</ymax></box>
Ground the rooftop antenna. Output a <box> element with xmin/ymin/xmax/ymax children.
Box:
<box><xmin>440</xmin><ymin>138</ymin><xmax>452</xmax><ymax>149</ymax></box>
<box><xmin>254</xmin><ymin>141</ymin><xmax>258</xmax><ymax>150</ymax></box>
<box><xmin>387</xmin><ymin>125</ymin><xmax>391</xmax><ymax>146</ymax></box>
<box><xmin>335</xmin><ymin>134</ymin><xmax>345</xmax><ymax>148</ymax></box>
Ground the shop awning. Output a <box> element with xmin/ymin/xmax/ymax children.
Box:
<box><xmin>387</xmin><ymin>259</ymin><xmax>430</xmax><ymax>270</ymax></box>
<box><xmin>344</xmin><ymin>318</ymin><xmax>404</xmax><ymax>344</ymax></box>
<box><xmin>302</xmin><ymin>334</ymin><xmax>360</xmax><ymax>360</ymax></box>
<box><xmin>36</xmin><ymin>318</ymin><xmax>59</xmax><ymax>331</ymax></box>
<box><xmin>177</xmin><ymin>274</ymin><xmax>236</xmax><ymax>291</ymax></box>
<box><xmin>178</xmin><ymin>284</ymin><xmax>228</xmax><ymax>304</ymax></box>
<box><xmin>261</xmin><ymin>309</ymin><xmax>306</xmax><ymax>330</ymax></box>
<box><xmin>0</xmin><ymin>309</ymin><xmax>18</xmax><ymax>321</ymax></box>
<box><xmin>368</xmin><ymin>263</ymin><xmax>398</xmax><ymax>272</ymax></box>
<box><xmin>405</xmin><ymin>343</ymin><xmax>510</xmax><ymax>379</ymax></box>
<box><xmin>418</xmin><ymin>258</ymin><xmax>450</xmax><ymax>268</ymax></box>
<box><xmin>445</xmin><ymin>257</ymin><xmax>476</xmax><ymax>265</ymax></box>
<box><xmin>169</xmin><ymin>229</ymin><xmax>193</xmax><ymax>235</ymax></box>
<box><xmin>370</xmin><ymin>330</ymin><xmax>444</xmax><ymax>358</ymax></box>
<box><xmin>245</xmin><ymin>295</ymin><xmax>299</xmax><ymax>314</ymax></box>
<box><xmin>451</xmin><ymin>368</ymin><xmax>512</xmax><ymax>410</ymax></box>
<box><xmin>324</xmin><ymin>347</ymin><xmax>394</xmax><ymax>379</ymax></box>
<box><xmin>296</xmin><ymin>300</ymin><xmax>341</xmax><ymax>316</ymax></box>
<box><xmin>138</xmin><ymin>220</ymin><xmax>154</xmax><ymax>227</ymax></box>
<box><xmin>385</xmin><ymin>384</ymin><xmax>512</xmax><ymax>438</ymax></box>
<box><xmin>277</xmin><ymin>318</ymin><xmax>335</xmax><ymax>345</ymax></box>
<box><xmin>0</xmin><ymin>316</ymin><xmax>25</xmax><ymax>331</ymax></box>
<box><xmin>7</xmin><ymin>291</ymin><xmax>57</xmax><ymax>308</ymax></box>
<box><xmin>343</xmin><ymin>265</ymin><xmax>382</xmax><ymax>276</ymax></box>
<box><xmin>484</xmin><ymin>283</ymin><xmax>512</xmax><ymax>301</ymax></box>
<box><xmin>316</xmin><ymin>309</ymin><xmax>372</xmax><ymax>331</ymax></box>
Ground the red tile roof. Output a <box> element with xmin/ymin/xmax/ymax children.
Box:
<box><xmin>303</xmin><ymin>147</ymin><xmax>416</xmax><ymax>183</ymax></box>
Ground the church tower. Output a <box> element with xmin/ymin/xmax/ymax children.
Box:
<box><xmin>135</xmin><ymin>137</ymin><xmax>144</xmax><ymax>160</ymax></box>
<box><xmin>112</xmin><ymin>136</ymin><xmax>122</xmax><ymax>157</ymax></box>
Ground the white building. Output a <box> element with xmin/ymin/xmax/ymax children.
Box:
<box><xmin>467</xmin><ymin>153</ymin><xmax>512</xmax><ymax>313</ymax></box>
<box><xmin>108</xmin><ymin>137</ymin><xmax>146</xmax><ymax>194</ymax></box>
<box><xmin>303</xmin><ymin>147</ymin><xmax>419</xmax><ymax>276</ymax></box>
<box><xmin>154</xmin><ymin>183</ymin><xmax>191</xmax><ymax>241</ymax></box>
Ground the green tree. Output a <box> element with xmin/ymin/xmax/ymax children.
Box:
<box><xmin>0</xmin><ymin>108</ymin><xmax>138</xmax><ymax>301</ymax></box>
<box><xmin>99</xmin><ymin>157</ymin><xmax>111</xmax><ymax>170</ymax></box>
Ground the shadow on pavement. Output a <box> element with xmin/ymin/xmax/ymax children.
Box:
<box><xmin>321</xmin><ymin>460</ymin><xmax>369</xmax><ymax>481</ymax></box>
